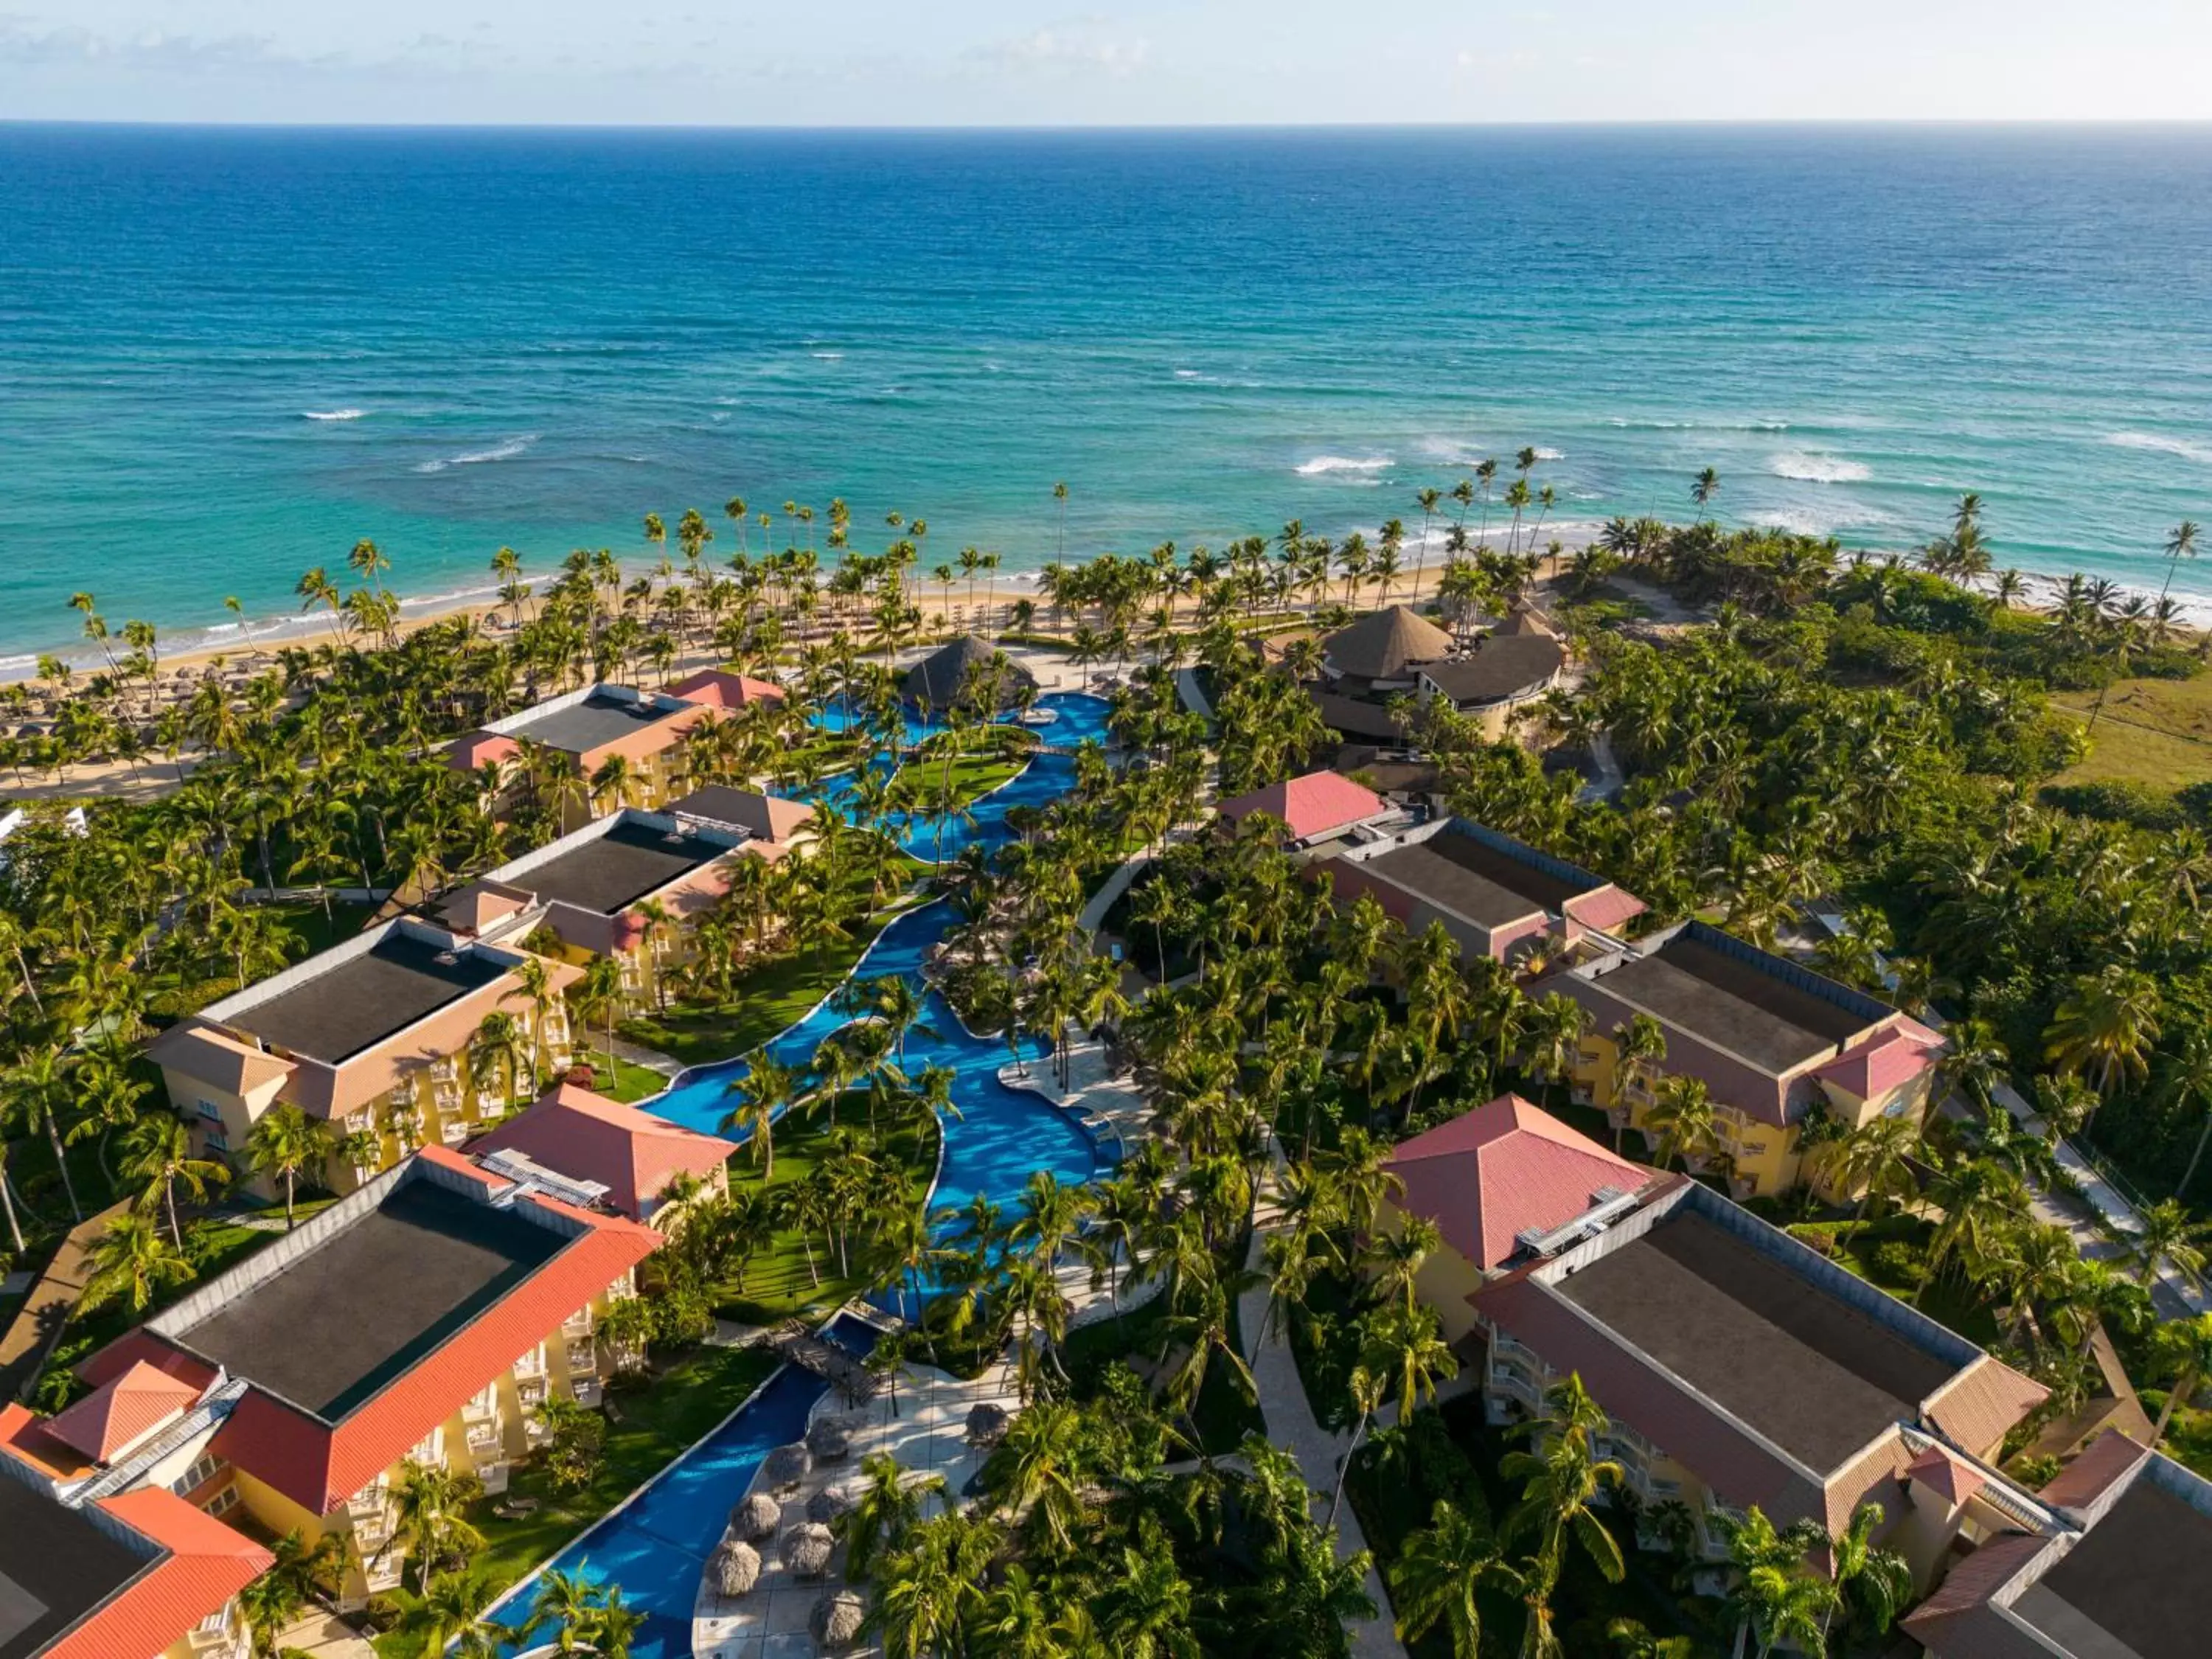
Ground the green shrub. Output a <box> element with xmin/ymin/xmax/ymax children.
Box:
<box><xmin>1871</xmin><ymin>1240</ymin><xmax>1928</xmax><ymax>1287</ymax></box>
<box><xmin>2039</xmin><ymin>779</ymin><xmax>2184</xmax><ymax>830</ymax></box>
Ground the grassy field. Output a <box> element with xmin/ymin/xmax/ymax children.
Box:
<box><xmin>619</xmin><ymin>913</ymin><xmax>894</xmax><ymax>1071</ymax></box>
<box><xmin>717</xmin><ymin>1093</ymin><xmax>939</xmax><ymax>1325</ymax></box>
<box><xmin>571</xmin><ymin>1055</ymin><xmax>673</xmax><ymax>1104</ymax></box>
<box><xmin>2050</xmin><ymin>676</ymin><xmax>2212</xmax><ymax>790</ymax></box>
<box><xmin>371</xmin><ymin>1342</ymin><xmax>784</xmax><ymax>1658</ymax></box>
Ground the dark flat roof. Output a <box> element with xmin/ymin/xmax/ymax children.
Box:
<box><xmin>503</xmin><ymin>692</ymin><xmax>677</xmax><ymax>756</ymax></box>
<box><xmin>525</xmin><ymin>821</ymin><xmax>718</xmax><ymax>915</ymax></box>
<box><xmin>1366</xmin><ymin>826</ymin><xmax>1592</xmax><ymax>929</ymax></box>
<box><xmin>226</xmin><ymin>933</ymin><xmax>507</xmax><ymax>1063</ymax></box>
<box><xmin>1418</xmin><ymin>635</ymin><xmax>1564</xmax><ymax>704</ymax></box>
<box><xmin>2030</xmin><ymin>1475</ymin><xmax>2212</xmax><ymax>1658</ymax></box>
<box><xmin>175</xmin><ymin>1178</ymin><xmax>566</xmax><ymax>1419</ymax></box>
<box><xmin>0</xmin><ymin>1478</ymin><xmax>150</xmax><ymax>1659</ymax></box>
<box><xmin>1595</xmin><ymin>934</ymin><xmax>1872</xmax><ymax>1074</ymax></box>
<box><xmin>1556</xmin><ymin>1211</ymin><xmax>1957</xmax><ymax>1471</ymax></box>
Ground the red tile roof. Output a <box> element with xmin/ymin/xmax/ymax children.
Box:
<box><xmin>1563</xmin><ymin>886</ymin><xmax>1649</xmax><ymax>936</ymax></box>
<box><xmin>1899</xmin><ymin>1531</ymin><xmax>2054</xmax><ymax>1659</ymax></box>
<box><xmin>447</xmin><ymin>731</ymin><xmax>521</xmax><ymax>773</ymax></box>
<box><xmin>82</xmin><ymin>1152</ymin><xmax>659</xmax><ymax>1518</ymax></box>
<box><xmin>42</xmin><ymin>1488</ymin><xmax>272</xmax><ymax>1659</ymax></box>
<box><xmin>667</xmin><ymin>668</ymin><xmax>787</xmax><ymax>709</ymax></box>
<box><xmin>1388</xmin><ymin>1095</ymin><xmax>1654</xmax><ymax>1270</ymax></box>
<box><xmin>45</xmin><ymin>1360</ymin><xmax>204</xmax><ymax>1463</ymax></box>
<box><xmin>472</xmin><ymin>1084</ymin><xmax>735</xmax><ymax>1219</ymax></box>
<box><xmin>0</xmin><ymin>1401</ymin><xmax>95</xmax><ymax>1481</ymax></box>
<box><xmin>2037</xmin><ymin>1426</ymin><xmax>2150</xmax><ymax>1514</ymax></box>
<box><xmin>1906</xmin><ymin>1441</ymin><xmax>1988</xmax><ymax>1507</ymax></box>
<box><xmin>1217</xmin><ymin>771</ymin><xmax>1388</xmax><ymax>843</ymax></box>
<box><xmin>1924</xmin><ymin>1356</ymin><xmax>2050</xmax><ymax>1459</ymax></box>
<box><xmin>1817</xmin><ymin>1020</ymin><xmax>1944</xmax><ymax>1101</ymax></box>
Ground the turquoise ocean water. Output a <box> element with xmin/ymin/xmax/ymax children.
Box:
<box><xmin>2</xmin><ymin>123</ymin><xmax>2210</xmax><ymax>667</ymax></box>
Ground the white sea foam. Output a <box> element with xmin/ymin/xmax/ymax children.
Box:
<box><xmin>2107</xmin><ymin>431</ymin><xmax>2212</xmax><ymax>466</ymax></box>
<box><xmin>1768</xmin><ymin>451</ymin><xmax>1871</xmax><ymax>484</ymax></box>
<box><xmin>811</xmin><ymin>350</ymin><xmax>845</xmax><ymax>361</ymax></box>
<box><xmin>1531</xmin><ymin>446</ymin><xmax>1566</xmax><ymax>461</ymax></box>
<box><xmin>1296</xmin><ymin>454</ymin><xmax>1394</xmax><ymax>477</ymax></box>
<box><xmin>414</xmin><ymin>434</ymin><xmax>538</xmax><ymax>475</ymax></box>
<box><xmin>1173</xmin><ymin>368</ymin><xmax>1203</xmax><ymax>380</ymax></box>
<box><xmin>303</xmin><ymin>408</ymin><xmax>366</xmax><ymax>422</ymax></box>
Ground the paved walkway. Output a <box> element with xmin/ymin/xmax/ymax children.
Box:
<box><xmin>1237</xmin><ymin>1147</ymin><xmax>1406</xmax><ymax>1659</ymax></box>
<box><xmin>274</xmin><ymin>1610</ymin><xmax>377</xmax><ymax>1659</ymax></box>
<box><xmin>0</xmin><ymin>1199</ymin><xmax>131</xmax><ymax>1401</ymax></box>
<box><xmin>1175</xmin><ymin>665</ymin><xmax>1215</xmax><ymax>719</ymax></box>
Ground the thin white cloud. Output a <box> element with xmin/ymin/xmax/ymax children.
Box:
<box><xmin>964</xmin><ymin>22</ymin><xmax>1152</xmax><ymax>79</ymax></box>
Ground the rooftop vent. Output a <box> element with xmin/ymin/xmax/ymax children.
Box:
<box><xmin>1514</xmin><ymin>1183</ymin><xmax>1643</xmax><ymax>1259</ymax></box>
<box><xmin>433</xmin><ymin>950</ymin><xmax>460</xmax><ymax>967</ymax></box>
<box><xmin>480</xmin><ymin>1147</ymin><xmax>613</xmax><ymax>1211</ymax></box>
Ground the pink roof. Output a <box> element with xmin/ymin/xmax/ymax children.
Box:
<box><xmin>1387</xmin><ymin>1094</ymin><xmax>1654</xmax><ymax>1270</ymax></box>
<box><xmin>1564</xmin><ymin>885</ymin><xmax>1649</xmax><ymax>936</ymax></box>
<box><xmin>446</xmin><ymin>731</ymin><xmax>521</xmax><ymax>773</ymax></box>
<box><xmin>46</xmin><ymin>1359</ymin><xmax>204</xmax><ymax>1462</ymax></box>
<box><xmin>667</xmin><ymin>668</ymin><xmax>787</xmax><ymax>709</ymax></box>
<box><xmin>1818</xmin><ymin>1018</ymin><xmax>1944</xmax><ymax>1101</ymax></box>
<box><xmin>1217</xmin><ymin>771</ymin><xmax>1387</xmax><ymax>843</ymax></box>
<box><xmin>472</xmin><ymin>1083</ymin><xmax>737</xmax><ymax>1219</ymax></box>
<box><xmin>1905</xmin><ymin>1441</ymin><xmax>1986</xmax><ymax>1507</ymax></box>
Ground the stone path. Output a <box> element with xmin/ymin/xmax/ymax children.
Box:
<box><xmin>1237</xmin><ymin>1147</ymin><xmax>1408</xmax><ymax>1659</ymax></box>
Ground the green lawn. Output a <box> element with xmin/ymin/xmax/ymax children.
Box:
<box><xmin>1788</xmin><ymin>1214</ymin><xmax>2004</xmax><ymax>1348</ymax></box>
<box><xmin>618</xmin><ymin>917</ymin><xmax>894</xmax><ymax>1071</ymax></box>
<box><xmin>2047</xmin><ymin>704</ymin><xmax>2212</xmax><ymax>792</ymax></box>
<box><xmin>372</xmin><ymin>1342</ymin><xmax>784</xmax><ymax>1657</ymax></box>
<box><xmin>571</xmin><ymin>1055</ymin><xmax>673</xmax><ymax>1105</ymax></box>
<box><xmin>717</xmin><ymin>1093</ymin><xmax>939</xmax><ymax>1325</ymax></box>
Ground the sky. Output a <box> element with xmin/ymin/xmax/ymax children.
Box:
<box><xmin>4</xmin><ymin>0</ymin><xmax>2211</xmax><ymax>126</ymax></box>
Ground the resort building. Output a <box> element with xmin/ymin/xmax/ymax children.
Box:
<box><xmin>1326</xmin><ymin>817</ymin><xmax>1646</xmax><ymax>967</ymax></box>
<box><xmin>1307</xmin><ymin>605</ymin><xmax>1455</xmax><ymax>741</ymax></box>
<box><xmin>0</xmin><ymin>1441</ymin><xmax>272</xmax><ymax>1659</ymax></box>
<box><xmin>446</xmin><ymin>806</ymin><xmax>787</xmax><ymax>1006</ymax></box>
<box><xmin>57</xmin><ymin>1149</ymin><xmax>656</xmax><ymax>1609</ymax></box>
<box><xmin>1905</xmin><ymin>1428</ymin><xmax>2212</xmax><ymax>1658</ymax></box>
<box><xmin>1214</xmin><ymin>771</ymin><xmax>1395</xmax><ymax>851</ymax></box>
<box><xmin>902</xmin><ymin>635</ymin><xmax>1037</xmax><ymax>713</ymax></box>
<box><xmin>472</xmin><ymin>1082</ymin><xmax>736</xmax><ymax>1224</ymax></box>
<box><xmin>664</xmin><ymin>784</ymin><xmax>818</xmax><ymax>850</ymax></box>
<box><xmin>445</xmin><ymin>673</ymin><xmax>785</xmax><ymax>831</ymax></box>
<box><xmin>1394</xmin><ymin>1098</ymin><xmax>2048</xmax><ymax>1578</ymax></box>
<box><xmin>147</xmin><ymin>917</ymin><xmax>580</xmax><ymax>1197</ymax></box>
<box><xmin>1544</xmin><ymin>919</ymin><xmax>1945</xmax><ymax>1198</ymax></box>
<box><xmin>1411</xmin><ymin>611</ymin><xmax>1565</xmax><ymax>738</ymax></box>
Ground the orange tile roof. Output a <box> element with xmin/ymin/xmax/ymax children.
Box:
<box><xmin>83</xmin><ymin>1151</ymin><xmax>659</xmax><ymax>1518</ymax></box>
<box><xmin>40</xmin><ymin>1488</ymin><xmax>273</xmax><ymax>1659</ymax></box>
<box><xmin>0</xmin><ymin>1400</ymin><xmax>96</xmax><ymax>1481</ymax></box>
<box><xmin>1388</xmin><ymin>1093</ymin><xmax>1655</xmax><ymax>1270</ymax></box>
<box><xmin>1217</xmin><ymin>771</ymin><xmax>1388</xmax><ymax>843</ymax></box>
<box><xmin>667</xmin><ymin>667</ymin><xmax>787</xmax><ymax>708</ymax></box>
<box><xmin>45</xmin><ymin>1360</ymin><xmax>204</xmax><ymax>1462</ymax></box>
<box><xmin>1906</xmin><ymin>1441</ymin><xmax>1988</xmax><ymax>1507</ymax></box>
<box><xmin>473</xmin><ymin>1083</ymin><xmax>735</xmax><ymax>1219</ymax></box>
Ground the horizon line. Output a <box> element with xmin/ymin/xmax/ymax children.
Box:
<box><xmin>6</xmin><ymin>116</ymin><xmax>2212</xmax><ymax>134</ymax></box>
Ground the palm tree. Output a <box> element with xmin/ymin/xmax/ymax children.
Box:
<box><xmin>2154</xmin><ymin>519</ymin><xmax>2200</xmax><ymax>611</ymax></box>
<box><xmin>4</xmin><ymin>1046</ymin><xmax>83</xmax><ymax>1222</ymax></box>
<box><xmin>1366</xmin><ymin>1212</ymin><xmax>1441</xmax><ymax>1315</ymax></box>
<box><xmin>1713</xmin><ymin>1506</ymin><xmax>1830</xmax><ymax>1659</ymax></box>
<box><xmin>80</xmin><ymin>1211</ymin><xmax>195</xmax><ymax>1314</ymax></box>
<box><xmin>1644</xmin><ymin>1074</ymin><xmax>1718</xmax><ymax>1172</ymax></box>
<box><xmin>237</xmin><ymin>1566</ymin><xmax>306</xmax><ymax>1659</ymax></box>
<box><xmin>2132</xmin><ymin>1197</ymin><xmax>2212</xmax><ymax>1290</ymax></box>
<box><xmin>2148</xmin><ymin>1313</ymin><xmax>2212</xmax><ymax>1450</ymax></box>
<box><xmin>244</xmin><ymin>1101</ymin><xmax>330</xmax><ymax>1228</ymax></box>
<box><xmin>2043</xmin><ymin>964</ymin><xmax>2161</xmax><ymax>1097</ymax></box>
<box><xmin>2158</xmin><ymin>1028</ymin><xmax>2212</xmax><ymax>1196</ymax></box>
<box><xmin>720</xmin><ymin>1055</ymin><xmax>796</xmax><ymax>1179</ymax></box>
<box><xmin>1826</xmin><ymin>1502</ymin><xmax>1913</xmax><ymax>1646</ymax></box>
<box><xmin>467</xmin><ymin>1011</ymin><xmax>529</xmax><ymax>1115</ymax></box>
<box><xmin>509</xmin><ymin>954</ymin><xmax>557</xmax><ymax>1090</ymax></box>
<box><xmin>1502</xmin><ymin>1375</ymin><xmax>1626</xmax><ymax>1591</ymax></box>
<box><xmin>389</xmin><ymin>1459</ymin><xmax>486</xmax><ymax>1590</ymax></box>
<box><xmin>1394</xmin><ymin>1498</ymin><xmax>1500</xmax><ymax>1658</ymax></box>
<box><xmin>1609</xmin><ymin>1014</ymin><xmax>1666</xmax><ymax>1152</ymax></box>
<box><xmin>509</xmin><ymin>1568</ymin><xmax>601</xmax><ymax>1656</ymax></box>
<box><xmin>1919</xmin><ymin>1158</ymin><xmax>2028</xmax><ymax>1305</ymax></box>
<box><xmin>574</xmin><ymin>953</ymin><xmax>625</xmax><ymax>1080</ymax></box>
<box><xmin>996</xmin><ymin>1399</ymin><xmax>1086</xmax><ymax>1553</ymax></box>
<box><xmin>119</xmin><ymin>1112</ymin><xmax>229</xmax><ymax>1248</ymax></box>
<box><xmin>403</xmin><ymin>1570</ymin><xmax>511</xmax><ymax>1658</ymax></box>
<box><xmin>1808</xmin><ymin>1114</ymin><xmax>1919</xmax><ymax>1230</ymax></box>
<box><xmin>1691</xmin><ymin>467</ymin><xmax>1722</xmax><ymax>521</ymax></box>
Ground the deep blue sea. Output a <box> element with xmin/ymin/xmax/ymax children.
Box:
<box><xmin>3</xmin><ymin>123</ymin><xmax>2210</xmax><ymax>667</ymax></box>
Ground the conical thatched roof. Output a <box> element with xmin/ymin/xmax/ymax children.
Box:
<box><xmin>1323</xmin><ymin>605</ymin><xmax>1454</xmax><ymax>681</ymax></box>
<box><xmin>813</xmin><ymin>1589</ymin><xmax>867</xmax><ymax>1651</ymax></box>
<box><xmin>806</xmin><ymin>1416</ymin><xmax>855</xmax><ymax>1460</ymax></box>
<box><xmin>713</xmin><ymin>1539</ymin><xmax>762</xmax><ymax>1597</ymax></box>
<box><xmin>807</xmin><ymin>1484</ymin><xmax>857</xmax><ymax>1525</ymax></box>
<box><xmin>763</xmin><ymin>1443</ymin><xmax>813</xmax><ymax>1492</ymax></box>
<box><xmin>782</xmin><ymin>1520</ymin><xmax>837</xmax><ymax>1577</ymax></box>
<box><xmin>731</xmin><ymin>1492</ymin><xmax>782</xmax><ymax>1540</ymax></box>
<box><xmin>904</xmin><ymin>635</ymin><xmax>1037</xmax><ymax>712</ymax></box>
<box><xmin>965</xmin><ymin>1402</ymin><xmax>1010</xmax><ymax>1446</ymax></box>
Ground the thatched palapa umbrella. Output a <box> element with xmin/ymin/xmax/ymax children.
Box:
<box><xmin>806</xmin><ymin>1485</ymin><xmax>855</xmax><ymax>1526</ymax></box>
<box><xmin>782</xmin><ymin>1521</ymin><xmax>835</xmax><ymax>1579</ymax></box>
<box><xmin>731</xmin><ymin>1492</ymin><xmax>781</xmax><ymax>1541</ymax></box>
<box><xmin>965</xmin><ymin>1402</ymin><xmax>1009</xmax><ymax>1447</ymax></box>
<box><xmin>812</xmin><ymin>1590</ymin><xmax>866</xmax><ymax>1652</ymax></box>
<box><xmin>805</xmin><ymin>1416</ymin><xmax>855</xmax><ymax>1461</ymax></box>
<box><xmin>762</xmin><ymin>1442</ymin><xmax>813</xmax><ymax>1492</ymax></box>
<box><xmin>712</xmin><ymin>1540</ymin><xmax>761</xmax><ymax>1597</ymax></box>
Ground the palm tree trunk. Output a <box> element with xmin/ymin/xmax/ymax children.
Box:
<box><xmin>2181</xmin><ymin>1110</ymin><xmax>2212</xmax><ymax>1197</ymax></box>
<box><xmin>44</xmin><ymin>1112</ymin><xmax>81</xmax><ymax>1222</ymax></box>
<box><xmin>1325</xmin><ymin>1412</ymin><xmax>1369</xmax><ymax>1531</ymax></box>
<box><xmin>2151</xmin><ymin>1360</ymin><xmax>2199</xmax><ymax>1450</ymax></box>
<box><xmin>0</xmin><ymin>1152</ymin><xmax>24</xmax><ymax>1253</ymax></box>
<box><xmin>166</xmin><ymin>1179</ymin><xmax>184</xmax><ymax>1251</ymax></box>
<box><xmin>285</xmin><ymin>1169</ymin><xmax>296</xmax><ymax>1230</ymax></box>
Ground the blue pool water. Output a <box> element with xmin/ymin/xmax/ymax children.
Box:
<box><xmin>793</xmin><ymin>692</ymin><xmax>1110</xmax><ymax>865</ymax></box>
<box><xmin>492</xmin><ymin>1362</ymin><xmax>826</xmax><ymax>1659</ymax></box>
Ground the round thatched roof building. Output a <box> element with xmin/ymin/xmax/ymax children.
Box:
<box><xmin>903</xmin><ymin>635</ymin><xmax>1037</xmax><ymax>712</ymax></box>
<box><xmin>1321</xmin><ymin>605</ymin><xmax>1455</xmax><ymax>687</ymax></box>
<box><xmin>813</xmin><ymin>1589</ymin><xmax>866</xmax><ymax>1652</ymax></box>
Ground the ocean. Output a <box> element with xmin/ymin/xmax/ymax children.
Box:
<box><xmin>2</xmin><ymin>122</ymin><xmax>2210</xmax><ymax>669</ymax></box>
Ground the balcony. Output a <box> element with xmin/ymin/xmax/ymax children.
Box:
<box><xmin>439</xmin><ymin>1116</ymin><xmax>472</xmax><ymax>1147</ymax></box>
<box><xmin>563</xmin><ymin>1307</ymin><xmax>595</xmax><ymax>1338</ymax></box>
<box><xmin>475</xmin><ymin>1091</ymin><xmax>504</xmax><ymax>1116</ymax></box>
<box><xmin>344</xmin><ymin>1484</ymin><xmax>388</xmax><ymax>1519</ymax></box>
<box><xmin>565</xmin><ymin>1338</ymin><xmax>598</xmax><ymax>1376</ymax></box>
<box><xmin>434</xmin><ymin>1085</ymin><xmax>462</xmax><ymax>1112</ymax></box>
<box><xmin>514</xmin><ymin>1345</ymin><xmax>546</xmax><ymax>1381</ymax></box>
<box><xmin>362</xmin><ymin>1554</ymin><xmax>405</xmax><ymax>1593</ymax></box>
<box><xmin>462</xmin><ymin>1388</ymin><xmax>499</xmax><ymax>1424</ymax></box>
<box><xmin>571</xmin><ymin>1374</ymin><xmax>602</xmax><ymax>1408</ymax></box>
<box><xmin>187</xmin><ymin>1619</ymin><xmax>248</xmax><ymax>1659</ymax></box>
<box><xmin>431</xmin><ymin>1057</ymin><xmax>459</xmax><ymax>1082</ymax></box>
<box><xmin>465</xmin><ymin>1416</ymin><xmax>505</xmax><ymax>1459</ymax></box>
